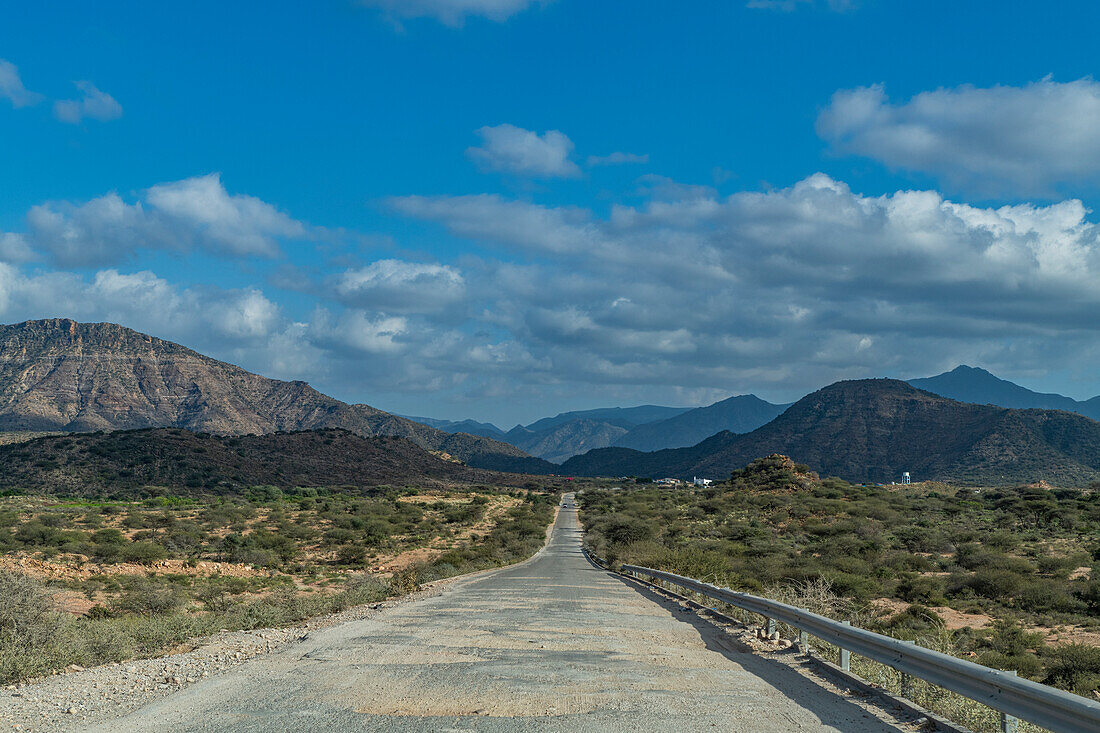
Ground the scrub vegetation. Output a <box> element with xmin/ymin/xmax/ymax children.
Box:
<box><xmin>0</xmin><ymin>484</ymin><xmax>558</xmax><ymax>683</ymax></box>
<box><xmin>579</xmin><ymin>454</ymin><xmax>1100</xmax><ymax>707</ymax></box>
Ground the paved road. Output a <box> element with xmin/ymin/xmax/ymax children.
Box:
<box><xmin>89</xmin><ymin>497</ymin><xmax>908</xmax><ymax>732</ymax></box>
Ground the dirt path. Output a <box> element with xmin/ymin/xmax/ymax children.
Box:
<box><xmin>3</xmin><ymin>498</ymin><xmax>924</xmax><ymax>732</ymax></box>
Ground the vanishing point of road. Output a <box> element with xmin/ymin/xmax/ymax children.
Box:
<box><xmin>87</xmin><ymin>496</ymin><xmax>910</xmax><ymax>732</ymax></box>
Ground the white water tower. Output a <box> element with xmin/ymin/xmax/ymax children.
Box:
<box><xmin>903</xmin><ymin>472</ymin><xmax>911</xmax><ymax>485</ymax></box>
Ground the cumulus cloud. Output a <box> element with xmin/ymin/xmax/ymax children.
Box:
<box><xmin>818</xmin><ymin>78</ymin><xmax>1100</xmax><ymax>195</ymax></box>
<box><xmin>587</xmin><ymin>151</ymin><xmax>649</xmax><ymax>167</ymax></box>
<box><xmin>9</xmin><ymin>171</ymin><xmax>1100</xmax><ymax>421</ymax></box>
<box><xmin>0</xmin><ymin>234</ymin><xmax>37</xmax><ymax>263</ymax></box>
<box><xmin>391</xmin><ymin>194</ymin><xmax>599</xmax><ymax>254</ymax></box>
<box><xmin>15</xmin><ymin>173</ymin><xmax>308</xmax><ymax>267</ymax></box>
<box><xmin>53</xmin><ymin>81</ymin><xmax>123</xmax><ymax>123</ymax></box>
<box><xmin>360</xmin><ymin>0</ymin><xmax>538</xmax><ymax>26</ymax></box>
<box><xmin>0</xmin><ymin>59</ymin><xmax>42</xmax><ymax>108</ymax></box>
<box><xmin>0</xmin><ymin>265</ymin><xmax>288</xmax><ymax>353</ymax></box>
<box><xmin>333</xmin><ymin>259</ymin><xmax>465</xmax><ymax>313</ymax></box>
<box><xmin>467</xmin><ymin>124</ymin><xmax>580</xmax><ymax>178</ymax></box>
<box><xmin>312</xmin><ymin>309</ymin><xmax>410</xmax><ymax>355</ymax></box>
<box><xmin>388</xmin><ymin>173</ymin><xmax>1100</xmax><ymax>402</ymax></box>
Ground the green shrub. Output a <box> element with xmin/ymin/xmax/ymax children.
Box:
<box><xmin>975</xmin><ymin>650</ymin><xmax>1043</xmax><ymax>679</ymax></box>
<box><xmin>896</xmin><ymin>575</ymin><xmax>947</xmax><ymax>605</ymax></box>
<box><xmin>120</xmin><ymin>541</ymin><xmax>168</xmax><ymax>564</ymax></box>
<box><xmin>114</xmin><ymin>578</ymin><xmax>187</xmax><ymax>616</ymax></box>
<box><xmin>1043</xmin><ymin>643</ymin><xmax>1100</xmax><ymax>695</ymax></box>
<box><xmin>0</xmin><ymin>570</ymin><xmax>65</xmax><ymax>683</ymax></box>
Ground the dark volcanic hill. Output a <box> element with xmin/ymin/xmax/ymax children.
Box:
<box><xmin>0</xmin><ymin>428</ymin><xmax>524</xmax><ymax>495</ymax></box>
<box><xmin>0</xmin><ymin>319</ymin><xmax>553</xmax><ymax>473</ymax></box>
<box><xmin>560</xmin><ymin>379</ymin><xmax>1100</xmax><ymax>486</ymax></box>
<box><xmin>558</xmin><ymin>431</ymin><xmax>738</xmax><ymax>479</ymax></box>
<box><xmin>612</xmin><ymin>394</ymin><xmax>788</xmax><ymax>451</ymax></box>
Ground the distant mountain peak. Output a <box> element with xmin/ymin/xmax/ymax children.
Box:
<box><xmin>909</xmin><ymin>365</ymin><xmax>1100</xmax><ymax>421</ymax></box>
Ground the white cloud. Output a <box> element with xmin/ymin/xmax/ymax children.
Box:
<box><xmin>311</xmin><ymin>309</ymin><xmax>410</xmax><ymax>355</ymax></box>
<box><xmin>391</xmin><ymin>194</ymin><xmax>599</xmax><ymax>254</ymax></box>
<box><xmin>467</xmin><ymin>124</ymin><xmax>580</xmax><ymax>178</ymax></box>
<box><xmin>0</xmin><ymin>266</ymin><xmax>286</xmax><ymax>351</ymax></box>
<box><xmin>9</xmin><ymin>170</ymin><xmax>1100</xmax><ymax>421</ymax></box>
<box><xmin>0</xmin><ymin>234</ymin><xmax>37</xmax><ymax>263</ymax></box>
<box><xmin>818</xmin><ymin>78</ymin><xmax>1100</xmax><ymax>195</ymax></box>
<box><xmin>0</xmin><ymin>59</ymin><xmax>42</xmax><ymax>108</ymax></box>
<box><xmin>53</xmin><ymin>81</ymin><xmax>123</xmax><ymax>124</ymax></box>
<box><xmin>16</xmin><ymin>173</ymin><xmax>308</xmax><ymax>266</ymax></box>
<box><xmin>360</xmin><ymin>0</ymin><xmax>539</xmax><ymax>26</ymax></box>
<box><xmin>145</xmin><ymin>175</ymin><xmax>306</xmax><ymax>256</ymax></box>
<box><xmin>587</xmin><ymin>151</ymin><xmax>649</xmax><ymax>167</ymax></box>
<box><xmin>389</xmin><ymin>173</ymin><xmax>1100</xmax><ymax>401</ymax></box>
<box><xmin>333</xmin><ymin>259</ymin><xmax>465</xmax><ymax>313</ymax></box>
<box><xmin>203</xmin><ymin>288</ymin><xmax>283</xmax><ymax>339</ymax></box>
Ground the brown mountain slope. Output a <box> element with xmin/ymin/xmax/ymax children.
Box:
<box><xmin>0</xmin><ymin>319</ymin><xmax>553</xmax><ymax>473</ymax></box>
<box><xmin>0</xmin><ymin>428</ymin><xmax>524</xmax><ymax>495</ymax></box>
<box><xmin>561</xmin><ymin>379</ymin><xmax>1100</xmax><ymax>486</ymax></box>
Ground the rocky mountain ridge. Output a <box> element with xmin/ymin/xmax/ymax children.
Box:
<box><xmin>0</xmin><ymin>319</ymin><xmax>552</xmax><ymax>473</ymax></box>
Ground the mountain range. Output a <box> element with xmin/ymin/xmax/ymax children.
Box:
<box><xmin>559</xmin><ymin>379</ymin><xmax>1100</xmax><ymax>486</ymax></box>
<box><xmin>2</xmin><ymin>319</ymin><xmax>1099</xmax><ymax>486</ymax></box>
<box><xmin>0</xmin><ymin>319</ymin><xmax>553</xmax><ymax>473</ymax></box>
<box><xmin>408</xmin><ymin>398</ymin><xmax>789</xmax><ymax>461</ymax></box>
<box><xmin>612</xmin><ymin>394</ymin><xmax>790</xmax><ymax>451</ymax></box>
<box><xmin>404</xmin><ymin>404</ymin><xmax>701</xmax><ymax>462</ymax></box>
<box><xmin>410</xmin><ymin>364</ymin><xmax>1100</xmax><ymax>464</ymax></box>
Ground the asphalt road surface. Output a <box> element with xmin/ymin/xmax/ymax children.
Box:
<box><xmin>87</xmin><ymin>496</ymin><xmax>909</xmax><ymax>732</ymax></box>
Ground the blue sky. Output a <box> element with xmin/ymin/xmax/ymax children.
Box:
<box><xmin>4</xmin><ymin>0</ymin><xmax>1100</xmax><ymax>426</ymax></box>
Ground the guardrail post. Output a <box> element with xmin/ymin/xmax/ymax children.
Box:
<box><xmin>839</xmin><ymin>621</ymin><xmax>851</xmax><ymax>671</ymax></box>
<box><xmin>766</xmin><ymin>618</ymin><xmax>776</xmax><ymax>638</ymax></box>
<box><xmin>798</xmin><ymin>629</ymin><xmax>808</xmax><ymax>651</ymax></box>
<box><xmin>1000</xmin><ymin>671</ymin><xmax>1018</xmax><ymax>733</ymax></box>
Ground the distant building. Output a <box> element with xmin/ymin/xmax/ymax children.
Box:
<box><xmin>902</xmin><ymin>472</ymin><xmax>911</xmax><ymax>485</ymax></box>
<box><xmin>656</xmin><ymin>477</ymin><xmax>683</xmax><ymax>486</ymax></box>
<box><xmin>693</xmin><ymin>476</ymin><xmax>713</xmax><ymax>486</ymax></box>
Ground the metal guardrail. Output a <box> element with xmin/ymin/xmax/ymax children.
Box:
<box><xmin>599</xmin><ymin>561</ymin><xmax>1100</xmax><ymax>733</ymax></box>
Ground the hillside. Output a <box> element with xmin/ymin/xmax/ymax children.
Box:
<box><xmin>562</xmin><ymin>379</ymin><xmax>1100</xmax><ymax>486</ymax></box>
<box><xmin>613</xmin><ymin>394</ymin><xmax>788</xmax><ymax>451</ymax></box>
<box><xmin>402</xmin><ymin>416</ymin><xmax>506</xmax><ymax>439</ymax></box>
<box><xmin>503</xmin><ymin>419</ymin><xmax>630</xmax><ymax>464</ymax></box>
<box><xmin>0</xmin><ymin>428</ymin><xmax>525</xmax><ymax>495</ymax></box>
<box><xmin>522</xmin><ymin>404</ymin><xmax>689</xmax><ymax>433</ymax></box>
<box><xmin>559</xmin><ymin>431</ymin><xmax>738</xmax><ymax>478</ymax></box>
<box><xmin>0</xmin><ymin>319</ymin><xmax>552</xmax><ymax>473</ymax></box>
<box><xmin>410</xmin><ymin>404</ymin><xmax>692</xmax><ymax>461</ymax></box>
<box><xmin>910</xmin><ymin>365</ymin><xmax>1100</xmax><ymax>420</ymax></box>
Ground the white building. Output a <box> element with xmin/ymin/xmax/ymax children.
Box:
<box><xmin>693</xmin><ymin>476</ymin><xmax>713</xmax><ymax>486</ymax></box>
